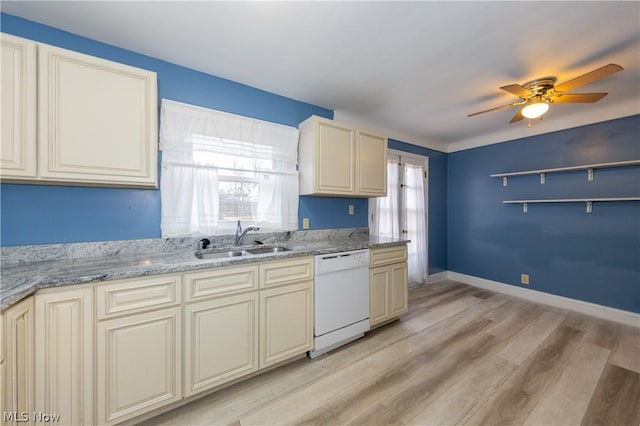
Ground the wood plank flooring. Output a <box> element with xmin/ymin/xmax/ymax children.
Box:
<box><xmin>141</xmin><ymin>280</ymin><xmax>640</xmax><ymax>426</ymax></box>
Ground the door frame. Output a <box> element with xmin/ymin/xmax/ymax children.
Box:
<box><xmin>369</xmin><ymin>149</ymin><xmax>429</xmax><ymax>285</ymax></box>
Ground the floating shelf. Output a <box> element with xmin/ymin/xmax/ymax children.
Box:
<box><xmin>491</xmin><ymin>160</ymin><xmax>640</xmax><ymax>186</ymax></box>
<box><xmin>504</xmin><ymin>197</ymin><xmax>640</xmax><ymax>213</ymax></box>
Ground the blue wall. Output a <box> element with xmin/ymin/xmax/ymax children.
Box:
<box><xmin>447</xmin><ymin>115</ymin><xmax>640</xmax><ymax>313</ymax></box>
<box><xmin>388</xmin><ymin>140</ymin><xmax>448</xmax><ymax>275</ymax></box>
<box><xmin>0</xmin><ymin>14</ymin><xmax>375</xmax><ymax>246</ymax></box>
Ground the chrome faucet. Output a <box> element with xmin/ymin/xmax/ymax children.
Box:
<box><xmin>235</xmin><ymin>220</ymin><xmax>260</xmax><ymax>246</ymax></box>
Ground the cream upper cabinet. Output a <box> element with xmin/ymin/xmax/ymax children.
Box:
<box><xmin>0</xmin><ymin>33</ymin><xmax>37</xmax><ymax>180</ymax></box>
<box><xmin>299</xmin><ymin>116</ymin><xmax>355</xmax><ymax>196</ymax></box>
<box><xmin>3</xmin><ymin>296</ymin><xmax>35</xmax><ymax>425</ymax></box>
<box><xmin>38</xmin><ymin>43</ymin><xmax>157</xmax><ymax>187</ymax></box>
<box><xmin>0</xmin><ymin>33</ymin><xmax>158</xmax><ymax>188</ymax></box>
<box><xmin>356</xmin><ymin>129</ymin><xmax>388</xmax><ymax>196</ymax></box>
<box><xmin>35</xmin><ymin>287</ymin><xmax>94</xmax><ymax>426</ymax></box>
<box><xmin>298</xmin><ymin>116</ymin><xmax>387</xmax><ymax>197</ymax></box>
<box><xmin>369</xmin><ymin>245</ymin><xmax>409</xmax><ymax>327</ymax></box>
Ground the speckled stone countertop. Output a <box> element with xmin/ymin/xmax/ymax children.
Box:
<box><xmin>0</xmin><ymin>228</ymin><xmax>408</xmax><ymax>311</ymax></box>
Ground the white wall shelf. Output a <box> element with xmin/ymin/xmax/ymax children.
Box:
<box><xmin>491</xmin><ymin>160</ymin><xmax>640</xmax><ymax>186</ymax></box>
<box><xmin>504</xmin><ymin>197</ymin><xmax>640</xmax><ymax>213</ymax></box>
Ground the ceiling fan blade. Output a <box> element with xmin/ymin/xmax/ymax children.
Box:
<box><xmin>500</xmin><ymin>84</ymin><xmax>534</xmax><ymax>98</ymax></box>
<box><xmin>509</xmin><ymin>109</ymin><xmax>525</xmax><ymax>123</ymax></box>
<box><xmin>554</xmin><ymin>64</ymin><xmax>623</xmax><ymax>93</ymax></box>
<box><xmin>551</xmin><ymin>93</ymin><xmax>608</xmax><ymax>103</ymax></box>
<box><xmin>467</xmin><ymin>101</ymin><xmax>524</xmax><ymax>117</ymax></box>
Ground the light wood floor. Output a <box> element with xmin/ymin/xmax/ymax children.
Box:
<box><xmin>142</xmin><ymin>280</ymin><xmax>640</xmax><ymax>426</ymax></box>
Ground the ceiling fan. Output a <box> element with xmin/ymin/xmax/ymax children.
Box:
<box><xmin>468</xmin><ymin>63</ymin><xmax>624</xmax><ymax>126</ymax></box>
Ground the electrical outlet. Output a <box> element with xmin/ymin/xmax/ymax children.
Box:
<box><xmin>348</xmin><ymin>204</ymin><xmax>354</xmax><ymax>215</ymax></box>
<box><xmin>521</xmin><ymin>274</ymin><xmax>530</xmax><ymax>285</ymax></box>
<box><xmin>302</xmin><ymin>218</ymin><xmax>310</xmax><ymax>229</ymax></box>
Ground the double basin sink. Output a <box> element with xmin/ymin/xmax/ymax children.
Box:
<box><xmin>195</xmin><ymin>246</ymin><xmax>290</xmax><ymax>260</ymax></box>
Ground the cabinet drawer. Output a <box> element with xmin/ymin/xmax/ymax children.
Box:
<box><xmin>97</xmin><ymin>275</ymin><xmax>181</xmax><ymax>320</ymax></box>
<box><xmin>370</xmin><ymin>245</ymin><xmax>408</xmax><ymax>268</ymax></box>
<box><xmin>184</xmin><ymin>265</ymin><xmax>259</xmax><ymax>302</ymax></box>
<box><xmin>259</xmin><ymin>257</ymin><xmax>313</xmax><ymax>288</ymax></box>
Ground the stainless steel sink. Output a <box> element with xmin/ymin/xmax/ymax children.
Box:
<box><xmin>245</xmin><ymin>246</ymin><xmax>291</xmax><ymax>254</ymax></box>
<box><xmin>195</xmin><ymin>250</ymin><xmax>247</xmax><ymax>260</ymax></box>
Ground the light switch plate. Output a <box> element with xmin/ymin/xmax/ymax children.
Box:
<box><xmin>348</xmin><ymin>205</ymin><xmax>354</xmax><ymax>215</ymax></box>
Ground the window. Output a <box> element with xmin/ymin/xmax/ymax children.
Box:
<box><xmin>159</xmin><ymin>99</ymin><xmax>299</xmax><ymax>237</ymax></box>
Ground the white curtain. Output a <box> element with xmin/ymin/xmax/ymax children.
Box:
<box><xmin>371</xmin><ymin>158</ymin><xmax>400</xmax><ymax>239</ymax></box>
<box><xmin>404</xmin><ymin>162</ymin><xmax>428</xmax><ymax>284</ymax></box>
<box><xmin>257</xmin><ymin>172</ymin><xmax>298</xmax><ymax>230</ymax></box>
<box><xmin>160</xmin><ymin>163</ymin><xmax>219</xmax><ymax>237</ymax></box>
<box><xmin>159</xmin><ymin>99</ymin><xmax>300</xmax><ymax>237</ymax></box>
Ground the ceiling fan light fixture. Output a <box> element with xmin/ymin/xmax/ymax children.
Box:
<box><xmin>521</xmin><ymin>101</ymin><xmax>549</xmax><ymax>119</ymax></box>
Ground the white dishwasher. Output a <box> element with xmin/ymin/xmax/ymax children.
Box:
<box><xmin>309</xmin><ymin>249</ymin><xmax>370</xmax><ymax>358</ymax></box>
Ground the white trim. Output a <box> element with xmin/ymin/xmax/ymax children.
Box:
<box><xmin>427</xmin><ymin>271</ymin><xmax>448</xmax><ymax>284</ymax></box>
<box><xmin>445</xmin><ymin>271</ymin><xmax>640</xmax><ymax>327</ymax></box>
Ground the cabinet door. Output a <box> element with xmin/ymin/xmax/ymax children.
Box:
<box><xmin>38</xmin><ymin>43</ymin><xmax>157</xmax><ymax>187</ymax></box>
<box><xmin>369</xmin><ymin>266</ymin><xmax>391</xmax><ymax>326</ymax></box>
<box><xmin>315</xmin><ymin>119</ymin><xmax>355</xmax><ymax>195</ymax></box>
<box><xmin>97</xmin><ymin>307</ymin><xmax>181</xmax><ymax>425</ymax></box>
<box><xmin>260</xmin><ymin>282</ymin><xmax>313</xmax><ymax>368</ymax></box>
<box><xmin>3</xmin><ymin>296</ymin><xmax>35</xmax><ymax>424</ymax></box>
<box><xmin>356</xmin><ymin>130</ymin><xmax>387</xmax><ymax>196</ymax></box>
<box><xmin>184</xmin><ymin>293</ymin><xmax>258</xmax><ymax>397</ymax></box>
<box><xmin>35</xmin><ymin>287</ymin><xmax>93</xmax><ymax>426</ymax></box>
<box><xmin>0</xmin><ymin>33</ymin><xmax>36</xmax><ymax>180</ymax></box>
<box><xmin>390</xmin><ymin>262</ymin><xmax>409</xmax><ymax>317</ymax></box>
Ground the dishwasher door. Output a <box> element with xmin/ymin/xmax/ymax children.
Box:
<box><xmin>314</xmin><ymin>250</ymin><xmax>370</xmax><ymax>337</ymax></box>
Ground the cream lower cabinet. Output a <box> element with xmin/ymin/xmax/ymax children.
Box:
<box><xmin>2</xmin><ymin>257</ymin><xmax>314</xmax><ymax>425</ymax></box>
<box><xmin>3</xmin><ymin>296</ymin><xmax>35</xmax><ymax>425</ymax></box>
<box><xmin>184</xmin><ymin>293</ymin><xmax>258</xmax><ymax>397</ymax></box>
<box><xmin>95</xmin><ymin>274</ymin><xmax>182</xmax><ymax>425</ymax></box>
<box><xmin>259</xmin><ymin>281</ymin><xmax>313</xmax><ymax>368</ymax></box>
<box><xmin>97</xmin><ymin>307</ymin><xmax>182</xmax><ymax>425</ymax></box>
<box><xmin>34</xmin><ymin>287</ymin><xmax>94</xmax><ymax>426</ymax></box>
<box><xmin>369</xmin><ymin>246</ymin><xmax>409</xmax><ymax>327</ymax></box>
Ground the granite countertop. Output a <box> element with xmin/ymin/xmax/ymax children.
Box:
<box><xmin>0</xmin><ymin>233</ymin><xmax>408</xmax><ymax>312</ymax></box>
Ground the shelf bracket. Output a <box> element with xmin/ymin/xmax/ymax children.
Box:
<box><xmin>502</xmin><ymin>176</ymin><xmax>508</xmax><ymax>187</ymax></box>
<box><xmin>523</xmin><ymin>202</ymin><xmax>528</xmax><ymax>213</ymax></box>
<box><xmin>587</xmin><ymin>168</ymin><xmax>594</xmax><ymax>182</ymax></box>
<box><xmin>586</xmin><ymin>201</ymin><xmax>593</xmax><ymax>213</ymax></box>
<box><xmin>540</xmin><ymin>172</ymin><xmax>546</xmax><ymax>184</ymax></box>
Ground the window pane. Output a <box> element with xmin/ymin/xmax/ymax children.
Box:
<box><xmin>218</xmin><ymin>181</ymin><xmax>259</xmax><ymax>226</ymax></box>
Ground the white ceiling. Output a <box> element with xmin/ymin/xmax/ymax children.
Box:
<box><xmin>3</xmin><ymin>1</ymin><xmax>639</xmax><ymax>152</ymax></box>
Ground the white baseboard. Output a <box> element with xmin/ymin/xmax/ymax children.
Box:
<box><xmin>446</xmin><ymin>271</ymin><xmax>640</xmax><ymax>327</ymax></box>
<box><xmin>427</xmin><ymin>271</ymin><xmax>449</xmax><ymax>284</ymax></box>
